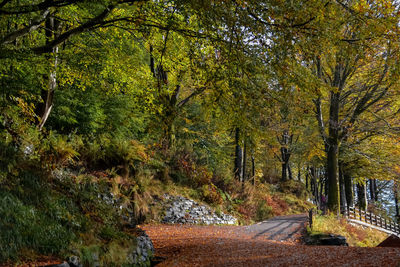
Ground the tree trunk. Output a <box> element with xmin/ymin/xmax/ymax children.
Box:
<box><xmin>310</xmin><ymin>167</ymin><xmax>319</xmax><ymax>207</ymax></box>
<box><xmin>369</xmin><ymin>179</ymin><xmax>376</xmax><ymax>203</ymax></box>
<box><xmin>326</xmin><ymin>91</ymin><xmax>340</xmax><ymax>212</ymax></box>
<box><xmin>288</xmin><ymin>163</ymin><xmax>293</xmax><ymax>180</ymax></box>
<box><xmin>324</xmin><ymin>168</ymin><xmax>329</xmax><ymax>197</ymax></box>
<box><xmin>297</xmin><ymin>166</ymin><xmax>301</xmax><ymax>181</ymax></box>
<box><xmin>339</xmin><ymin>163</ymin><xmax>347</xmax><ymax>212</ymax></box>
<box><xmin>357</xmin><ymin>182</ymin><xmax>367</xmax><ymax>210</ymax></box>
<box><xmin>305</xmin><ymin>167</ymin><xmax>309</xmax><ymax>191</ymax></box>
<box><xmin>343</xmin><ymin>171</ymin><xmax>353</xmax><ymax>207</ymax></box>
<box><xmin>36</xmin><ymin>17</ymin><xmax>59</xmax><ymax>130</ymax></box>
<box><xmin>319</xmin><ymin>177</ymin><xmax>324</xmax><ymax>208</ymax></box>
<box><xmin>242</xmin><ymin>140</ymin><xmax>247</xmax><ymax>183</ymax></box>
<box><xmin>234</xmin><ymin>128</ymin><xmax>243</xmax><ymax>181</ymax></box>
<box><xmin>373</xmin><ymin>179</ymin><xmax>378</xmax><ymax>202</ymax></box>
<box><xmin>281</xmin><ymin>162</ymin><xmax>287</xmax><ymax>181</ymax></box>
<box><xmin>279</xmin><ymin>130</ymin><xmax>292</xmax><ymax>182</ymax></box>
<box><xmin>394</xmin><ymin>183</ymin><xmax>399</xmax><ymax>222</ymax></box>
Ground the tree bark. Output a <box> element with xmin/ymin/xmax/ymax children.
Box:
<box><xmin>36</xmin><ymin>16</ymin><xmax>60</xmax><ymax>130</ymax></box>
<box><xmin>281</xmin><ymin>162</ymin><xmax>287</xmax><ymax>181</ymax></box>
<box><xmin>339</xmin><ymin>163</ymin><xmax>347</xmax><ymax>212</ymax></box>
<box><xmin>369</xmin><ymin>179</ymin><xmax>376</xmax><ymax>203</ymax></box>
<box><xmin>279</xmin><ymin>130</ymin><xmax>292</xmax><ymax>182</ymax></box>
<box><xmin>373</xmin><ymin>179</ymin><xmax>378</xmax><ymax>202</ymax></box>
<box><xmin>310</xmin><ymin>167</ymin><xmax>319</xmax><ymax>206</ymax></box>
<box><xmin>305</xmin><ymin>167</ymin><xmax>309</xmax><ymax>191</ymax></box>
<box><xmin>394</xmin><ymin>183</ymin><xmax>399</xmax><ymax>222</ymax></box>
<box><xmin>343</xmin><ymin>171</ymin><xmax>353</xmax><ymax>207</ymax></box>
<box><xmin>242</xmin><ymin>140</ymin><xmax>247</xmax><ymax>182</ymax></box>
<box><xmin>297</xmin><ymin>166</ymin><xmax>301</xmax><ymax>181</ymax></box>
<box><xmin>319</xmin><ymin>176</ymin><xmax>324</xmax><ymax>207</ymax></box>
<box><xmin>326</xmin><ymin>91</ymin><xmax>340</xmax><ymax>212</ymax></box>
<box><xmin>234</xmin><ymin>128</ymin><xmax>243</xmax><ymax>181</ymax></box>
<box><xmin>357</xmin><ymin>182</ymin><xmax>367</xmax><ymax>210</ymax></box>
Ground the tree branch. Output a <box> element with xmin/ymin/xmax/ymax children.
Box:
<box><xmin>177</xmin><ymin>86</ymin><xmax>207</xmax><ymax>108</ymax></box>
<box><xmin>0</xmin><ymin>0</ymin><xmax>82</xmax><ymax>15</ymax></box>
<box><xmin>32</xmin><ymin>4</ymin><xmax>116</xmax><ymax>54</ymax></box>
<box><xmin>313</xmin><ymin>96</ymin><xmax>328</xmax><ymax>144</ymax></box>
<box><xmin>0</xmin><ymin>0</ymin><xmax>11</xmax><ymax>9</ymax></box>
<box><xmin>1</xmin><ymin>9</ymin><xmax>50</xmax><ymax>45</ymax></box>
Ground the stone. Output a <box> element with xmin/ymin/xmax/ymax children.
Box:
<box><xmin>306</xmin><ymin>234</ymin><xmax>348</xmax><ymax>246</ymax></box>
<box><xmin>66</xmin><ymin>255</ymin><xmax>82</xmax><ymax>267</ymax></box>
<box><xmin>162</xmin><ymin>194</ymin><xmax>237</xmax><ymax>225</ymax></box>
<box><xmin>129</xmin><ymin>230</ymin><xmax>154</xmax><ymax>266</ymax></box>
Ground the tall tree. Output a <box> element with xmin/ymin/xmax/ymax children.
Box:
<box><xmin>291</xmin><ymin>1</ymin><xmax>400</xmax><ymax>212</ymax></box>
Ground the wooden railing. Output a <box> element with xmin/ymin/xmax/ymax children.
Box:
<box><xmin>344</xmin><ymin>206</ymin><xmax>400</xmax><ymax>236</ymax></box>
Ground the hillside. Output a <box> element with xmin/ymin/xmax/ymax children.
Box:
<box><xmin>0</xmin><ymin>156</ymin><xmax>312</xmax><ymax>265</ymax></box>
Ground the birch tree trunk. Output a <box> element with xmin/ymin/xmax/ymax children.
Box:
<box><xmin>36</xmin><ymin>17</ymin><xmax>60</xmax><ymax>130</ymax></box>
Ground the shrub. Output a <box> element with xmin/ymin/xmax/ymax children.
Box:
<box><xmin>36</xmin><ymin>131</ymin><xmax>79</xmax><ymax>170</ymax></box>
<box><xmin>256</xmin><ymin>201</ymin><xmax>273</xmax><ymax>221</ymax></box>
<box><xmin>279</xmin><ymin>180</ymin><xmax>307</xmax><ymax>199</ymax></box>
<box><xmin>237</xmin><ymin>202</ymin><xmax>256</xmax><ymax>220</ymax></box>
<box><xmin>265</xmin><ymin>195</ymin><xmax>289</xmax><ymax>216</ymax></box>
<box><xmin>201</xmin><ymin>183</ymin><xmax>223</xmax><ymax>204</ymax></box>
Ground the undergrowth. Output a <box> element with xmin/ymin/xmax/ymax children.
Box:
<box><xmin>309</xmin><ymin>213</ymin><xmax>388</xmax><ymax>247</ymax></box>
<box><xmin>0</xmin><ymin>127</ymin><xmax>314</xmax><ymax>264</ymax></box>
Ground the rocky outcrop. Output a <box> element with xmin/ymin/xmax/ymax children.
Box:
<box><xmin>62</xmin><ymin>231</ymin><xmax>154</xmax><ymax>267</ymax></box>
<box><xmin>52</xmin><ymin>169</ymin><xmax>154</xmax><ymax>266</ymax></box>
<box><xmin>162</xmin><ymin>195</ymin><xmax>237</xmax><ymax>225</ymax></box>
<box><xmin>129</xmin><ymin>230</ymin><xmax>154</xmax><ymax>266</ymax></box>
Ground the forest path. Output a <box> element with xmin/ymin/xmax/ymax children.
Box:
<box><xmin>141</xmin><ymin>215</ymin><xmax>400</xmax><ymax>267</ymax></box>
<box><xmin>243</xmin><ymin>214</ymin><xmax>308</xmax><ymax>242</ymax></box>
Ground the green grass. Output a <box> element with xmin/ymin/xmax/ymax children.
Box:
<box><xmin>309</xmin><ymin>213</ymin><xmax>388</xmax><ymax>247</ymax></box>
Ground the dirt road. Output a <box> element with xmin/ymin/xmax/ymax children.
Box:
<box><xmin>244</xmin><ymin>214</ymin><xmax>307</xmax><ymax>242</ymax></box>
<box><xmin>142</xmin><ymin>215</ymin><xmax>400</xmax><ymax>267</ymax></box>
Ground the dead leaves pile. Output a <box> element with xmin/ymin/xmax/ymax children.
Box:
<box><xmin>141</xmin><ymin>224</ymin><xmax>400</xmax><ymax>267</ymax></box>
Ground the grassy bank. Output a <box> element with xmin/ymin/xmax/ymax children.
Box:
<box><xmin>308</xmin><ymin>213</ymin><xmax>388</xmax><ymax>247</ymax></box>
